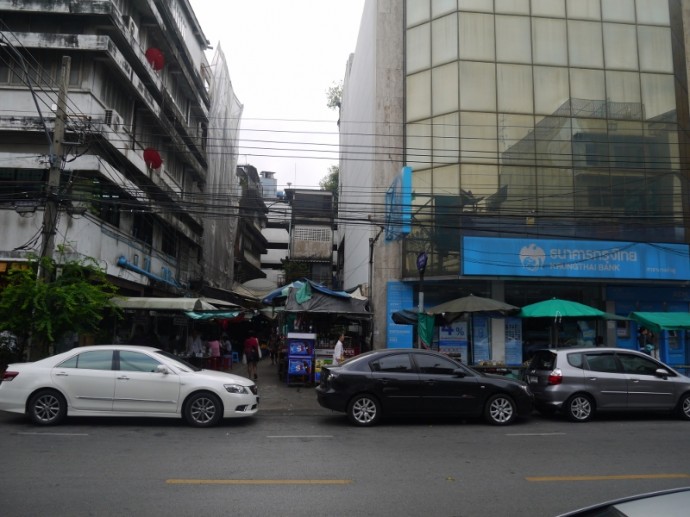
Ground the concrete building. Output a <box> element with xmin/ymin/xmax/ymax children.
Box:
<box><xmin>234</xmin><ymin>165</ymin><xmax>268</xmax><ymax>284</ymax></box>
<box><xmin>259</xmin><ymin>171</ymin><xmax>290</xmax><ymax>288</ymax></box>
<box><xmin>258</xmin><ymin>179</ymin><xmax>336</xmax><ymax>289</ymax></box>
<box><xmin>0</xmin><ymin>1</ymin><xmax>241</xmax><ymax>301</ymax></box>
<box><xmin>340</xmin><ymin>0</ymin><xmax>690</xmax><ymax>368</ymax></box>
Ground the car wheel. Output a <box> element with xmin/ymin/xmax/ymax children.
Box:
<box><xmin>484</xmin><ymin>394</ymin><xmax>517</xmax><ymax>425</ymax></box>
<box><xmin>27</xmin><ymin>389</ymin><xmax>67</xmax><ymax>426</ymax></box>
<box><xmin>677</xmin><ymin>393</ymin><xmax>690</xmax><ymax>420</ymax></box>
<box><xmin>565</xmin><ymin>394</ymin><xmax>594</xmax><ymax>422</ymax></box>
<box><xmin>184</xmin><ymin>392</ymin><xmax>222</xmax><ymax>427</ymax></box>
<box><xmin>347</xmin><ymin>394</ymin><xmax>381</xmax><ymax>426</ymax></box>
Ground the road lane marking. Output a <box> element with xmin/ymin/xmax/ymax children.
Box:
<box><xmin>18</xmin><ymin>432</ymin><xmax>89</xmax><ymax>436</ymax></box>
<box><xmin>506</xmin><ymin>432</ymin><xmax>566</xmax><ymax>436</ymax></box>
<box><xmin>166</xmin><ymin>479</ymin><xmax>352</xmax><ymax>485</ymax></box>
<box><xmin>266</xmin><ymin>435</ymin><xmax>334</xmax><ymax>438</ymax></box>
<box><xmin>527</xmin><ymin>473</ymin><xmax>690</xmax><ymax>482</ymax></box>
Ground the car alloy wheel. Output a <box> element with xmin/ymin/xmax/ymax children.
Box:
<box><xmin>347</xmin><ymin>394</ymin><xmax>381</xmax><ymax>426</ymax></box>
<box><xmin>28</xmin><ymin>389</ymin><xmax>67</xmax><ymax>426</ymax></box>
<box><xmin>565</xmin><ymin>394</ymin><xmax>594</xmax><ymax>422</ymax></box>
<box><xmin>678</xmin><ymin>393</ymin><xmax>690</xmax><ymax>420</ymax></box>
<box><xmin>184</xmin><ymin>392</ymin><xmax>222</xmax><ymax>427</ymax></box>
<box><xmin>485</xmin><ymin>394</ymin><xmax>516</xmax><ymax>425</ymax></box>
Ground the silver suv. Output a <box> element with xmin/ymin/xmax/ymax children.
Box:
<box><xmin>525</xmin><ymin>347</ymin><xmax>690</xmax><ymax>422</ymax></box>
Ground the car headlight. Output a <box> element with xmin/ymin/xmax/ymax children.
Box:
<box><xmin>224</xmin><ymin>384</ymin><xmax>249</xmax><ymax>394</ymax></box>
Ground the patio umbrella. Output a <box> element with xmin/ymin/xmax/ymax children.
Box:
<box><xmin>427</xmin><ymin>294</ymin><xmax>520</xmax><ymax>318</ymax></box>
<box><xmin>391</xmin><ymin>308</ymin><xmax>420</xmax><ymax>325</ymax></box>
<box><xmin>425</xmin><ymin>295</ymin><xmax>519</xmax><ymax>363</ymax></box>
<box><xmin>518</xmin><ymin>298</ymin><xmax>608</xmax><ymax>349</ymax></box>
<box><xmin>518</xmin><ymin>298</ymin><xmax>607</xmax><ymax>319</ymax></box>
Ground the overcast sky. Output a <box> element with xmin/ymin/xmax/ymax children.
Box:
<box><xmin>189</xmin><ymin>0</ymin><xmax>365</xmax><ymax>190</ymax></box>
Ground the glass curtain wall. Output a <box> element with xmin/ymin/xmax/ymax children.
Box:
<box><xmin>403</xmin><ymin>0</ymin><xmax>686</xmax><ymax>278</ymax></box>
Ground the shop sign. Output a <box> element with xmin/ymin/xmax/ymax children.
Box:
<box><xmin>439</xmin><ymin>321</ymin><xmax>468</xmax><ymax>361</ymax></box>
<box><xmin>463</xmin><ymin>237</ymin><xmax>690</xmax><ymax>280</ymax></box>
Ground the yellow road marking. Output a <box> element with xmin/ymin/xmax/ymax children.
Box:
<box><xmin>166</xmin><ymin>479</ymin><xmax>352</xmax><ymax>485</ymax></box>
<box><xmin>527</xmin><ymin>473</ymin><xmax>690</xmax><ymax>482</ymax></box>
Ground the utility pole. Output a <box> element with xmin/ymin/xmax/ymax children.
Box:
<box><xmin>39</xmin><ymin>56</ymin><xmax>70</xmax><ymax>280</ymax></box>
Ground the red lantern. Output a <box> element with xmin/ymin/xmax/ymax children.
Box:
<box><xmin>143</xmin><ymin>148</ymin><xmax>163</xmax><ymax>169</ymax></box>
<box><xmin>145</xmin><ymin>48</ymin><xmax>165</xmax><ymax>71</ymax></box>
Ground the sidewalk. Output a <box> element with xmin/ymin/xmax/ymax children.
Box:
<box><xmin>230</xmin><ymin>356</ymin><xmax>330</xmax><ymax>415</ymax></box>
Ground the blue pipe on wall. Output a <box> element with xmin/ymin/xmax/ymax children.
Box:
<box><xmin>116</xmin><ymin>255</ymin><xmax>181</xmax><ymax>288</ymax></box>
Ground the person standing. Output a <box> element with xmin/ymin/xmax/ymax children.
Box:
<box><xmin>244</xmin><ymin>331</ymin><xmax>260</xmax><ymax>380</ymax></box>
<box><xmin>187</xmin><ymin>329</ymin><xmax>203</xmax><ymax>356</ymax></box>
<box><xmin>638</xmin><ymin>327</ymin><xmax>653</xmax><ymax>355</ymax></box>
<box><xmin>207</xmin><ymin>335</ymin><xmax>221</xmax><ymax>370</ymax></box>
<box><xmin>268</xmin><ymin>332</ymin><xmax>278</xmax><ymax>365</ymax></box>
<box><xmin>332</xmin><ymin>333</ymin><xmax>345</xmax><ymax>366</ymax></box>
<box><xmin>221</xmin><ymin>333</ymin><xmax>233</xmax><ymax>370</ymax></box>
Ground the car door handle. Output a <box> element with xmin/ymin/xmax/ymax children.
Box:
<box><xmin>117</xmin><ymin>375</ymin><xmax>130</xmax><ymax>381</ymax></box>
<box><xmin>54</xmin><ymin>372</ymin><xmax>68</xmax><ymax>377</ymax></box>
<box><xmin>424</xmin><ymin>380</ymin><xmax>436</xmax><ymax>385</ymax></box>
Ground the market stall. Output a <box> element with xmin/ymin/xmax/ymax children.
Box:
<box><xmin>273</xmin><ymin>280</ymin><xmax>371</xmax><ymax>385</ymax></box>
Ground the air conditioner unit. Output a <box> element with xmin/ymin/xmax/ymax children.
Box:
<box><xmin>104</xmin><ymin>109</ymin><xmax>124</xmax><ymax>132</ymax></box>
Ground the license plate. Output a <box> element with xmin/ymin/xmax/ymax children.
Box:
<box><xmin>527</xmin><ymin>375</ymin><xmax>538</xmax><ymax>384</ymax></box>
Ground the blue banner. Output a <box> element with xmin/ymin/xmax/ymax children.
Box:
<box><xmin>386</xmin><ymin>281</ymin><xmax>414</xmax><ymax>348</ymax></box>
<box><xmin>463</xmin><ymin>237</ymin><xmax>690</xmax><ymax>280</ymax></box>
<box><xmin>504</xmin><ymin>317</ymin><xmax>523</xmax><ymax>366</ymax></box>
<box><xmin>472</xmin><ymin>316</ymin><xmax>490</xmax><ymax>363</ymax></box>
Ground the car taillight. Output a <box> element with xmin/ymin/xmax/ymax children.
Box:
<box><xmin>1</xmin><ymin>370</ymin><xmax>19</xmax><ymax>381</ymax></box>
<box><xmin>547</xmin><ymin>369</ymin><xmax>563</xmax><ymax>385</ymax></box>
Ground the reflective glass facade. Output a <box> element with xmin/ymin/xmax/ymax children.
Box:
<box><xmin>402</xmin><ymin>0</ymin><xmax>688</xmax><ymax>278</ymax></box>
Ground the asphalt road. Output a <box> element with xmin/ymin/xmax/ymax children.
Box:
<box><xmin>1</xmin><ymin>406</ymin><xmax>689</xmax><ymax>517</ymax></box>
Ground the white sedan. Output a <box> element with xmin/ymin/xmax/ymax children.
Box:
<box><xmin>0</xmin><ymin>345</ymin><xmax>259</xmax><ymax>427</ymax></box>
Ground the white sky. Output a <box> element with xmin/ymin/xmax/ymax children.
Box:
<box><xmin>189</xmin><ymin>0</ymin><xmax>365</xmax><ymax>190</ymax></box>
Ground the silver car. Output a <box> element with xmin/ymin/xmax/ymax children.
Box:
<box><xmin>525</xmin><ymin>347</ymin><xmax>690</xmax><ymax>422</ymax></box>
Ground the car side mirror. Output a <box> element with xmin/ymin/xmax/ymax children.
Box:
<box><xmin>156</xmin><ymin>365</ymin><xmax>169</xmax><ymax>374</ymax></box>
<box><xmin>655</xmin><ymin>368</ymin><xmax>669</xmax><ymax>380</ymax></box>
<box><xmin>453</xmin><ymin>368</ymin><xmax>467</xmax><ymax>378</ymax></box>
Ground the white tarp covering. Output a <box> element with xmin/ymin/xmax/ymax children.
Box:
<box><xmin>112</xmin><ymin>297</ymin><xmax>218</xmax><ymax>311</ymax></box>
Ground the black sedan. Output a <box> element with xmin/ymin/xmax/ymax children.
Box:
<box><xmin>316</xmin><ymin>349</ymin><xmax>533</xmax><ymax>426</ymax></box>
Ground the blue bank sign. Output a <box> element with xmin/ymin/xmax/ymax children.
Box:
<box><xmin>463</xmin><ymin>237</ymin><xmax>690</xmax><ymax>281</ymax></box>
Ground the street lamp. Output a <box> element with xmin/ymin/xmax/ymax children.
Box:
<box><xmin>416</xmin><ymin>251</ymin><xmax>428</xmax><ymax>348</ymax></box>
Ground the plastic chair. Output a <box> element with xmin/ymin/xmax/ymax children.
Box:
<box><xmin>232</xmin><ymin>351</ymin><xmax>240</xmax><ymax>364</ymax></box>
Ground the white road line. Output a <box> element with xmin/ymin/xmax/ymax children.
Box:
<box><xmin>506</xmin><ymin>432</ymin><xmax>566</xmax><ymax>437</ymax></box>
<box><xmin>266</xmin><ymin>435</ymin><xmax>334</xmax><ymax>439</ymax></box>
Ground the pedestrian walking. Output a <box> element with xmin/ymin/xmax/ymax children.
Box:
<box><xmin>244</xmin><ymin>331</ymin><xmax>260</xmax><ymax>380</ymax></box>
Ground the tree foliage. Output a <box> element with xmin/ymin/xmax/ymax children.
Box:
<box><xmin>281</xmin><ymin>259</ymin><xmax>310</xmax><ymax>284</ymax></box>
<box><xmin>0</xmin><ymin>253</ymin><xmax>121</xmax><ymax>359</ymax></box>
<box><xmin>319</xmin><ymin>165</ymin><xmax>339</xmax><ymax>196</ymax></box>
<box><xmin>326</xmin><ymin>81</ymin><xmax>343</xmax><ymax>110</ymax></box>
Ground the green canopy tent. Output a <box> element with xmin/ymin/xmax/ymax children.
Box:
<box><xmin>518</xmin><ymin>298</ymin><xmax>626</xmax><ymax>347</ymax></box>
<box><xmin>628</xmin><ymin>312</ymin><xmax>690</xmax><ymax>333</ymax></box>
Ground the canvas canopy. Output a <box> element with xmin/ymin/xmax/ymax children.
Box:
<box><xmin>628</xmin><ymin>312</ymin><xmax>690</xmax><ymax>333</ymax></box>
<box><xmin>112</xmin><ymin>297</ymin><xmax>222</xmax><ymax>311</ymax></box>
<box><xmin>284</xmin><ymin>288</ymin><xmax>370</xmax><ymax>316</ymax></box>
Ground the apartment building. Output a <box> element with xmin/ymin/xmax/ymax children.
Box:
<box><xmin>0</xmin><ymin>0</ymin><xmax>241</xmax><ymax>299</ymax></box>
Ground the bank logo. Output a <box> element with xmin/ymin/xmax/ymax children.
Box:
<box><xmin>520</xmin><ymin>244</ymin><xmax>546</xmax><ymax>271</ymax></box>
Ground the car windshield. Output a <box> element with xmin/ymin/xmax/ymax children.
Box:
<box><xmin>154</xmin><ymin>350</ymin><xmax>201</xmax><ymax>372</ymax></box>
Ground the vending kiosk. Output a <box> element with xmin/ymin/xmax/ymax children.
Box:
<box><xmin>286</xmin><ymin>332</ymin><xmax>316</xmax><ymax>386</ymax></box>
